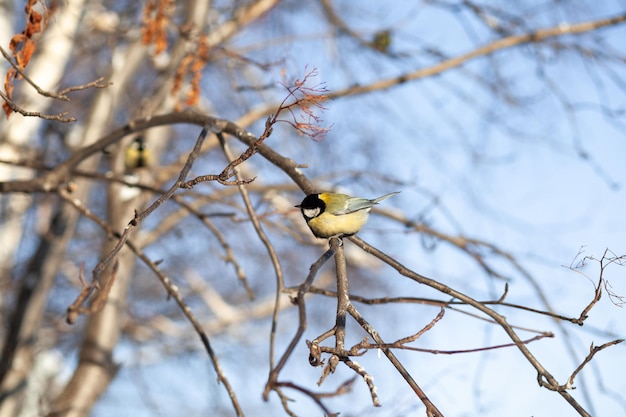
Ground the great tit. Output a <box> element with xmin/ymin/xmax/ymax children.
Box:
<box><xmin>124</xmin><ymin>137</ymin><xmax>152</xmax><ymax>172</ymax></box>
<box><xmin>296</xmin><ymin>191</ymin><xmax>400</xmax><ymax>238</ymax></box>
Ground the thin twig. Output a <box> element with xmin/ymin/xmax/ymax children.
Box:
<box><xmin>58</xmin><ymin>188</ymin><xmax>245</xmax><ymax>416</ymax></box>
<box><xmin>66</xmin><ymin>260</ymin><xmax>119</xmax><ymax>324</ymax></box>
<box><xmin>348</xmin><ymin>235</ymin><xmax>592</xmax><ymax>417</ymax></box>
<box><xmin>297</xmin><ymin>286</ymin><xmax>556</xmax><ymax>335</ymax></box>
<box><xmin>563</xmin><ymin>339</ymin><xmax>624</xmax><ymax>390</ymax></box>
<box><xmin>327</xmin><ymin>12</ymin><xmax>626</xmax><ymax>99</ymax></box>
<box><xmin>263</xmin><ymin>244</ymin><xmax>336</xmax><ymax>401</ymax></box>
<box><xmin>90</xmin><ymin>124</ymin><xmax>212</xmax><ymax>291</ymax></box>
<box><xmin>273</xmin><ymin>380</ymin><xmax>347</xmax><ymax>417</ymax></box>
<box><xmin>0</xmin><ymin>45</ymin><xmax>110</xmax><ymax>99</ymax></box>
<box><xmin>342</xmin><ymin>360</ymin><xmax>379</xmax><ymax>407</ymax></box>
<box><xmin>356</xmin><ymin>334</ymin><xmax>552</xmax><ymax>355</ymax></box>
<box><xmin>347</xmin><ymin>303</ymin><xmax>445</xmax><ymax>417</ymax></box>
<box><xmin>0</xmin><ymin>89</ymin><xmax>75</xmax><ymax>122</ymax></box>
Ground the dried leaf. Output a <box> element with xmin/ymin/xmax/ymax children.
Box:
<box><xmin>2</xmin><ymin>103</ymin><xmax>12</xmax><ymax>117</ymax></box>
<box><xmin>18</xmin><ymin>39</ymin><xmax>36</xmax><ymax>69</ymax></box>
<box><xmin>141</xmin><ymin>0</ymin><xmax>172</xmax><ymax>55</ymax></box>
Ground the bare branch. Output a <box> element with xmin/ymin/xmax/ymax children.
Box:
<box><xmin>327</xmin><ymin>12</ymin><xmax>626</xmax><ymax>98</ymax></box>
<box><xmin>562</xmin><ymin>339</ymin><xmax>624</xmax><ymax>391</ymax></box>
<box><xmin>66</xmin><ymin>260</ymin><xmax>119</xmax><ymax>324</ymax></box>
<box><xmin>0</xmin><ymin>88</ymin><xmax>75</xmax><ymax>122</ymax></box>
<box><xmin>263</xmin><ymin>241</ymin><xmax>336</xmax><ymax>403</ymax></box>
<box><xmin>58</xmin><ymin>188</ymin><xmax>245</xmax><ymax>416</ymax></box>
<box><xmin>348</xmin><ymin>235</ymin><xmax>592</xmax><ymax>416</ymax></box>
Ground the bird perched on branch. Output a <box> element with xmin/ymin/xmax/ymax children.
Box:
<box><xmin>296</xmin><ymin>191</ymin><xmax>399</xmax><ymax>238</ymax></box>
<box><xmin>124</xmin><ymin>136</ymin><xmax>152</xmax><ymax>172</ymax></box>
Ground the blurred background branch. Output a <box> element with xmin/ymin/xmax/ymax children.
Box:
<box><xmin>1</xmin><ymin>1</ymin><xmax>625</xmax><ymax>416</ymax></box>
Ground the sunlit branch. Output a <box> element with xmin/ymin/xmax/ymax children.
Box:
<box><xmin>348</xmin><ymin>235</ymin><xmax>592</xmax><ymax>417</ymax></box>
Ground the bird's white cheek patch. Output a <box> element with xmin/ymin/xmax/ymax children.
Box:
<box><xmin>302</xmin><ymin>207</ymin><xmax>321</xmax><ymax>220</ymax></box>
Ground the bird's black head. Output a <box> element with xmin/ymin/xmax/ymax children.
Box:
<box><xmin>296</xmin><ymin>194</ymin><xmax>326</xmax><ymax>220</ymax></box>
<box><xmin>296</xmin><ymin>194</ymin><xmax>325</xmax><ymax>210</ymax></box>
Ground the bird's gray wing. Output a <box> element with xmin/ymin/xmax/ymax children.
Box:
<box><xmin>334</xmin><ymin>198</ymin><xmax>376</xmax><ymax>215</ymax></box>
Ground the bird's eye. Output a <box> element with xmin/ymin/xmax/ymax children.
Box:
<box><xmin>302</xmin><ymin>207</ymin><xmax>321</xmax><ymax>220</ymax></box>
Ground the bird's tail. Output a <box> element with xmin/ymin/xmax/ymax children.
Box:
<box><xmin>372</xmin><ymin>191</ymin><xmax>400</xmax><ymax>203</ymax></box>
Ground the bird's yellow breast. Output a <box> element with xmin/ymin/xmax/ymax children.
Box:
<box><xmin>307</xmin><ymin>209</ymin><xmax>371</xmax><ymax>238</ymax></box>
